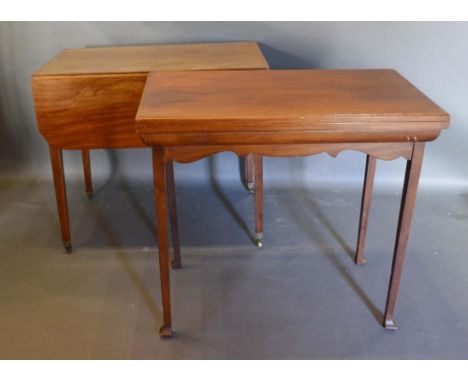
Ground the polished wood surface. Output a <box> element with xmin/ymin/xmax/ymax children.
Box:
<box><xmin>136</xmin><ymin>70</ymin><xmax>449</xmax><ymax>145</ymax></box>
<box><xmin>32</xmin><ymin>42</ymin><xmax>269</xmax><ymax>150</ymax></box>
<box><xmin>33</xmin><ymin>74</ymin><xmax>147</xmax><ymax>149</ymax></box>
<box><xmin>34</xmin><ymin>42</ymin><xmax>268</xmax><ymax>76</ymax></box>
<box><xmin>32</xmin><ymin>43</ymin><xmax>268</xmax><ymax>251</ymax></box>
<box><xmin>137</xmin><ymin>69</ymin><xmax>449</xmax><ymax>336</ymax></box>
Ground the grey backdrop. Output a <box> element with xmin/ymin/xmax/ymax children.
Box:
<box><xmin>0</xmin><ymin>22</ymin><xmax>466</xmax><ymax>189</ymax></box>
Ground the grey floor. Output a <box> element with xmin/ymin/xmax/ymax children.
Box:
<box><xmin>1</xmin><ymin>174</ymin><xmax>468</xmax><ymax>359</ymax></box>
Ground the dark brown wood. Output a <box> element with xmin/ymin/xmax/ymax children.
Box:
<box><xmin>383</xmin><ymin>142</ymin><xmax>425</xmax><ymax>330</ymax></box>
<box><xmin>164</xmin><ymin>142</ymin><xmax>414</xmax><ymax>163</ymax></box>
<box><xmin>139</xmin><ymin>128</ymin><xmax>445</xmax><ymax>147</ymax></box>
<box><xmin>32</xmin><ymin>43</ymin><xmax>269</xmax><ymax>150</ymax></box>
<box><xmin>32</xmin><ymin>43</ymin><xmax>268</xmax><ymax>252</ymax></box>
<box><xmin>81</xmin><ymin>149</ymin><xmax>93</xmax><ymax>198</ymax></box>
<box><xmin>49</xmin><ymin>146</ymin><xmax>71</xmax><ymax>253</ymax></box>
<box><xmin>254</xmin><ymin>154</ymin><xmax>264</xmax><ymax>247</ymax></box>
<box><xmin>355</xmin><ymin>155</ymin><xmax>377</xmax><ymax>265</ymax></box>
<box><xmin>246</xmin><ymin>154</ymin><xmax>255</xmax><ymax>193</ymax></box>
<box><xmin>137</xmin><ymin>69</ymin><xmax>449</xmax><ymax>335</ymax></box>
<box><xmin>152</xmin><ymin>147</ymin><xmax>172</xmax><ymax>337</ymax></box>
<box><xmin>166</xmin><ymin>161</ymin><xmax>181</xmax><ymax>269</ymax></box>
<box><xmin>136</xmin><ymin>70</ymin><xmax>449</xmax><ymax>146</ymax></box>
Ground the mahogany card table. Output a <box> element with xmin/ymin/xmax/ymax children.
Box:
<box><xmin>31</xmin><ymin>42</ymin><xmax>268</xmax><ymax>255</ymax></box>
<box><xmin>135</xmin><ymin>69</ymin><xmax>450</xmax><ymax>337</ymax></box>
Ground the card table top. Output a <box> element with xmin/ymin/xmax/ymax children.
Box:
<box><xmin>135</xmin><ymin>68</ymin><xmax>450</xmax><ymax>337</ymax></box>
<box><xmin>136</xmin><ymin>69</ymin><xmax>449</xmax><ymax>146</ymax></box>
<box><xmin>32</xmin><ymin>40</ymin><xmax>441</xmax><ymax>335</ymax></box>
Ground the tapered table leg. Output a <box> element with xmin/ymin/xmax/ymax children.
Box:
<box><xmin>383</xmin><ymin>142</ymin><xmax>425</xmax><ymax>330</ymax></box>
<box><xmin>355</xmin><ymin>155</ymin><xmax>377</xmax><ymax>265</ymax></box>
<box><xmin>49</xmin><ymin>146</ymin><xmax>72</xmax><ymax>253</ymax></box>
<box><xmin>166</xmin><ymin>161</ymin><xmax>181</xmax><ymax>269</ymax></box>
<box><xmin>246</xmin><ymin>154</ymin><xmax>255</xmax><ymax>193</ymax></box>
<box><xmin>152</xmin><ymin>147</ymin><xmax>172</xmax><ymax>337</ymax></box>
<box><xmin>81</xmin><ymin>149</ymin><xmax>93</xmax><ymax>198</ymax></box>
<box><xmin>254</xmin><ymin>154</ymin><xmax>264</xmax><ymax>248</ymax></box>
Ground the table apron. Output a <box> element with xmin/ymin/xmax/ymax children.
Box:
<box><xmin>162</xmin><ymin>142</ymin><xmax>415</xmax><ymax>163</ymax></box>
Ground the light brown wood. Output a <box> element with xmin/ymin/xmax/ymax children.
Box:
<box><xmin>34</xmin><ymin>42</ymin><xmax>269</xmax><ymax>76</ymax></box>
<box><xmin>355</xmin><ymin>155</ymin><xmax>377</xmax><ymax>265</ymax></box>
<box><xmin>384</xmin><ymin>142</ymin><xmax>425</xmax><ymax>330</ymax></box>
<box><xmin>32</xmin><ymin>74</ymin><xmax>147</xmax><ymax>149</ymax></box>
<box><xmin>136</xmin><ymin>70</ymin><xmax>449</xmax><ymax>146</ymax></box>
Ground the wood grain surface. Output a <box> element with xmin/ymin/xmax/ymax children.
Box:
<box><xmin>33</xmin><ymin>74</ymin><xmax>148</xmax><ymax>148</ymax></box>
<box><xmin>33</xmin><ymin>42</ymin><xmax>268</xmax><ymax>76</ymax></box>
<box><xmin>136</xmin><ymin>69</ymin><xmax>449</xmax><ymax>145</ymax></box>
<box><xmin>32</xmin><ymin>42</ymin><xmax>268</xmax><ymax>149</ymax></box>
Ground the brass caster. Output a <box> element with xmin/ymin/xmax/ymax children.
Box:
<box><xmin>255</xmin><ymin>233</ymin><xmax>263</xmax><ymax>248</ymax></box>
<box><xmin>171</xmin><ymin>259</ymin><xmax>182</xmax><ymax>269</ymax></box>
<box><xmin>383</xmin><ymin>318</ymin><xmax>398</xmax><ymax>330</ymax></box>
<box><xmin>63</xmin><ymin>241</ymin><xmax>72</xmax><ymax>254</ymax></box>
<box><xmin>159</xmin><ymin>324</ymin><xmax>172</xmax><ymax>337</ymax></box>
<box><xmin>86</xmin><ymin>190</ymin><xmax>93</xmax><ymax>199</ymax></box>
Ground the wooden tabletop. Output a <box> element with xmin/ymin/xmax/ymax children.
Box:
<box><xmin>136</xmin><ymin>69</ymin><xmax>449</xmax><ymax>145</ymax></box>
<box><xmin>33</xmin><ymin>42</ymin><xmax>268</xmax><ymax>76</ymax></box>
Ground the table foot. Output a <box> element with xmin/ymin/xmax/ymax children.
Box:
<box><xmin>86</xmin><ymin>190</ymin><xmax>93</xmax><ymax>199</ymax></box>
<box><xmin>63</xmin><ymin>240</ymin><xmax>72</xmax><ymax>254</ymax></box>
<box><xmin>256</xmin><ymin>232</ymin><xmax>263</xmax><ymax>248</ymax></box>
<box><xmin>382</xmin><ymin>143</ymin><xmax>425</xmax><ymax>334</ymax></box>
<box><xmin>248</xmin><ymin>182</ymin><xmax>255</xmax><ymax>194</ymax></box>
<box><xmin>355</xmin><ymin>256</ymin><xmax>367</xmax><ymax>265</ymax></box>
<box><xmin>383</xmin><ymin>318</ymin><xmax>398</xmax><ymax>330</ymax></box>
<box><xmin>159</xmin><ymin>324</ymin><xmax>173</xmax><ymax>337</ymax></box>
<box><xmin>171</xmin><ymin>259</ymin><xmax>182</xmax><ymax>269</ymax></box>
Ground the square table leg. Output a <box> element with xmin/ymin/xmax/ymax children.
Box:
<box><xmin>246</xmin><ymin>154</ymin><xmax>255</xmax><ymax>193</ymax></box>
<box><xmin>166</xmin><ymin>161</ymin><xmax>182</xmax><ymax>269</ymax></box>
<box><xmin>49</xmin><ymin>145</ymin><xmax>72</xmax><ymax>253</ymax></box>
<box><xmin>383</xmin><ymin>142</ymin><xmax>425</xmax><ymax>330</ymax></box>
<box><xmin>355</xmin><ymin>155</ymin><xmax>377</xmax><ymax>265</ymax></box>
<box><xmin>152</xmin><ymin>147</ymin><xmax>172</xmax><ymax>337</ymax></box>
<box><xmin>254</xmin><ymin>154</ymin><xmax>264</xmax><ymax>247</ymax></box>
<box><xmin>81</xmin><ymin>149</ymin><xmax>93</xmax><ymax>198</ymax></box>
